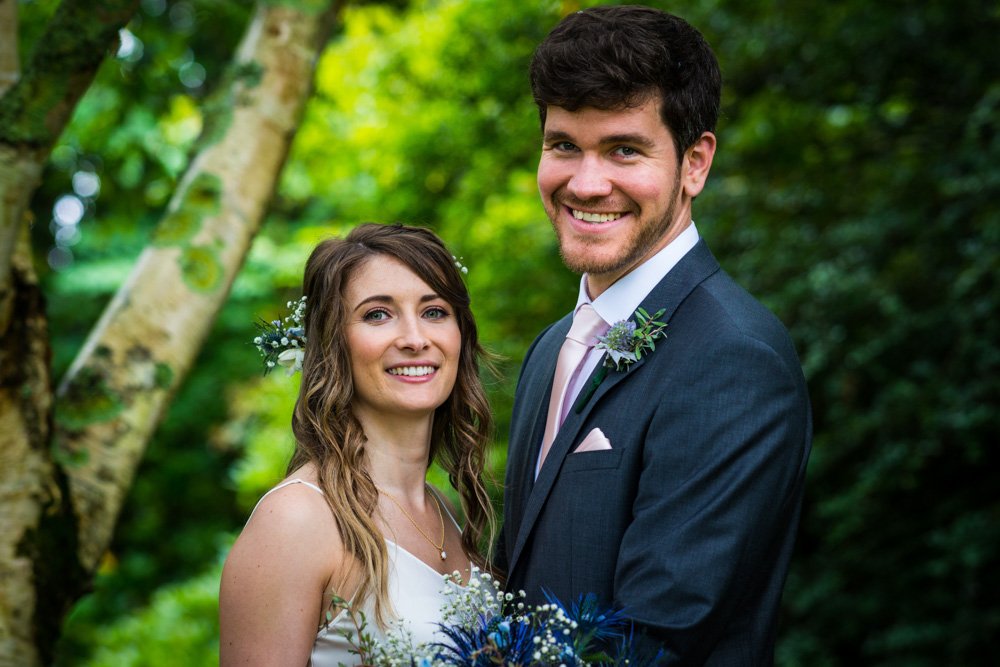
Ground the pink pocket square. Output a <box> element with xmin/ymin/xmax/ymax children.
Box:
<box><xmin>573</xmin><ymin>427</ymin><xmax>612</xmax><ymax>453</ymax></box>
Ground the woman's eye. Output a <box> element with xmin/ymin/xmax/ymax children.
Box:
<box><xmin>363</xmin><ymin>309</ymin><xmax>390</xmax><ymax>322</ymax></box>
<box><xmin>424</xmin><ymin>306</ymin><xmax>449</xmax><ymax>319</ymax></box>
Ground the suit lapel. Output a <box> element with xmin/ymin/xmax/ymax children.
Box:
<box><xmin>507</xmin><ymin>315</ymin><xmax>571</xmax><ymax>553</ymax></box>
<box><xmin>508</xmin><ymin>239</ymin><xmax>721</xmax><ymax>575</ymax></box>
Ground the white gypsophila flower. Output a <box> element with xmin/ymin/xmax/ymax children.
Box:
<box><xmin>277</xmin><ymin>348</ymin><xmax>304</xmax><ymax>376</ymax></box>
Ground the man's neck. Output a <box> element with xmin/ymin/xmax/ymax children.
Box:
<box><xmin>585</xmin><ymin>219</ymin><xmax>694</xmax><ymax>298</ymax></box>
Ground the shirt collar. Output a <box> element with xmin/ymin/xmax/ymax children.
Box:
<box><xmin>574</xmin><ymin>222</ymin><xmax>700</xmax><ymax>324</ymax></box>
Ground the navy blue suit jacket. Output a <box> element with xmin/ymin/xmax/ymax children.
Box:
<box><xmin>499</xmin><ymin>240</ymin><xmax>812</xmax><ymax>665</ymax></box>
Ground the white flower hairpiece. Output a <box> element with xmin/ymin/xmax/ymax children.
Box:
<box><xmin>252</xmin><ymin>296</ymin><xmax>307</xmax><ymax>375</ymax></box>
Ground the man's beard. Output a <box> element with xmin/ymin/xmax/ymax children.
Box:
<box><xmin>552</xmin><ymin>175</ymin><xmax>681</xmax><ymax>277</ymax></box>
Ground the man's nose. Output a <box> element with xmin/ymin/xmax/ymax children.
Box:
<box><xmin>566</xmin><ymin>155</ymin><xmax>613</xmax><ymax>200</ymax></box>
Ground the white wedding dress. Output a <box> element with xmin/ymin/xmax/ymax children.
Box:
<box><xmin>249</xmin><ymin>479</ymin><xmax>467</xmax><ymax>667</ymax></box>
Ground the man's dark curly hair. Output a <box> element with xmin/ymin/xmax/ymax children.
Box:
<box><xmin>530</xmin><ymin>5</ymin><xmax>721</xmax><ymax>158</ymax></box>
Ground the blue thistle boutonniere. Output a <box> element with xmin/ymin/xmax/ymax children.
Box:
<box><xmin>573</xmin><ymin>307</ymin><xmax>667</xmax><ymax>414</ymax></box>
<box><xmin>597</xmin><ymin>307</ymin><xmax>668</xmax><ymax>372</ymax></box>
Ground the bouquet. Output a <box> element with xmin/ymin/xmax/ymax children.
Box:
<box><xmin>336</xmin><ymin>568</ymin><xmax>662</xmax><ymax>667</ymax></box>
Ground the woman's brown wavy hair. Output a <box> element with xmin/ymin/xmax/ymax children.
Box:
<box><xmin>287</xmin><ymin>222</ymin><xmax>495</xmax><ymax>627</ymax></box>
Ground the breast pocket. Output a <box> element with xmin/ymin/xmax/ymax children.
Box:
<box><xmin>561</xmin><ymin>448</ymin><xmax>624</xmax><ymax>472</ymax></box>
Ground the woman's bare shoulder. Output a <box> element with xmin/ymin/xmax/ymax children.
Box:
<box><xmin>220</xmin><ymin>474</ymin><xmax>343</xmax><ymax>666</ymax></box>
<box><xmin>241</xmin><ymin>470</ymin><xmax>340</xmax><ymax>548</ymax></box>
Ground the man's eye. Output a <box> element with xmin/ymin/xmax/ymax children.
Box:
<box><xmin>615</xmin><ymin>146</ymin><xmax>639</xmax><ymax>157</ymax></box>
<box><xmin>363</xmin><ymin>309</ymin><xmax>390</xmax><ymax>322</ymax></box>
<box><xmin>553</xmin><ymin>142</ymin><xmax>578</xmax><ymax>152</ymax></box>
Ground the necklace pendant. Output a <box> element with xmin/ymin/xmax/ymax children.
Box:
<box><xmin>441</xmin><ymin>550</ymin><xmax>447</xmax><ymax>560</ymax></box>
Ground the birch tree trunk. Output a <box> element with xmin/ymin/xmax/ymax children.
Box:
<box><xmin>0</xmin><ymin>2</ymin><xmax>343</xmax><ymax>665</ymax></box>
<box><xmin>1</xmin><ymin>3</ymin><xmax>139</xmax><ymax>666</ymax></box>
<box><xmin>0</xmin><ymin>0</ymin><xmax>140</xmax><ymax>319</ymax></box>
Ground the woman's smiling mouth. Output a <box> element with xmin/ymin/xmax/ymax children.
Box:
<box><xmin>387</xmin><ymin>365</ymin><xmax>437</xmax><ymax>377</ymax></box>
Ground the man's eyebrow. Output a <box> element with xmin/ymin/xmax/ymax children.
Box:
<box><xmin>542</xmin><ymin>129</ymin><xmax>656</xmax><ymax>149</ymax></box>
<box><xmin>602</xmin><ymin>133</ymin><xmax>657</xmax><ymax>149</ymax></box>
<box><xmin>543</xmin><ymin>129</ymin><xmax>575</xmax><ymax>143</ymax></box>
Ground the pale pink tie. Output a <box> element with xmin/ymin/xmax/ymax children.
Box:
<box><xmin>537</xmin><ymin>304</ymin><xmax>607</xmax><ymax>471</ymax></box>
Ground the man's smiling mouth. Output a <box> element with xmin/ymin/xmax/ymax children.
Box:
<box><xmin>571</xmin><ymin>209</ymin><xmax>624</xmax><ymax>223</ymax></box>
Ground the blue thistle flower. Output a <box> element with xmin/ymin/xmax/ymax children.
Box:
<box><xmin>610</xmin><ymin>625</ymin><xmax>665</xmax><ymax>667</ymax></box>
<box><xmin>541</xmin><ymin>590</ymin><xmax>630</xmax><ymax>663</ymax></box>
<box><xmin>595</xmin><ymin>307</ymin><xmax>667</xmax><ymax>372</ymax></box>
<box><xmin>431</xmin><ymin>613</ymin><xmax>538</xmax><ymax>666</ymax></box>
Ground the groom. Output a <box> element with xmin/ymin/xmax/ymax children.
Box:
<box><xmin>499</xmin><ymin>6</ymin><xmax>812</xmax><ymax>664</ymax></box>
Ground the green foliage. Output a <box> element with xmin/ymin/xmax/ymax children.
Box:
<box><xmin>23</xmin><ymin>0</ymin><xmax>998</xmax><ymax>665</ymax></box>
<box><xmin>688</xmin><ymin>0</ymin><xmax>1000</xmax><ymax>663</ymax></box>
<box><xmin>74</xmin><ymin>562</ymin><xmax>224</xmax><ymax>667</ymax></box>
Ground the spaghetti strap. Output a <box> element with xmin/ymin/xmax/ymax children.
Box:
<box><xmin>427</xmin><ymin>485</ymin><xmax>462</xmax><ymax>532</ymax></box>
<box><xmin>246</xmin><ymin>478</ymin><xmax>325</xmax><ymax>523</ymax></box>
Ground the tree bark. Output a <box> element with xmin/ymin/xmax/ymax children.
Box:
<box><xmin>0</xmin><ymin>227</ymin><xmax>61</xmax><ymax>667</ymax></box>
<box><xmin>0</xmin><ymin>2</ymin><xmax>136</xmax><ymax>665</ymax></box>
<box><xmin>0</xmin><ymin>0</ymin><xmax>18</xmax><ymax>96</ymax></box>
<box><xmin>0</xmin><ymin>2</ymin><xmax>343</xmax><ymax>665</ymax></box>
<box><xmin>0</xmin><ymin>0</ymin><xmax>140</xmax><ymax>320</ymax></box>
<box><xmin>0</xmin><ymin>0</ymin><xmax>20</xmax><ymax>338</ymax></box>
<box><xmin>55</xmin><ymin>0</ymin><xmax>344</xmax><ymax>618</ymax></box>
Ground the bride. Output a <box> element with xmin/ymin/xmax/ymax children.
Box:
<box><xmin>219</xmin><ymin>223</ymin><xmax>496</xmax><ymax>666</ymax></box>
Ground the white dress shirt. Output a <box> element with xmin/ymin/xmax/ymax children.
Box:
<box><xmin>565</xmin><ymin>222</ymin><xmax>700</xmax><ymax>415</ymax></box>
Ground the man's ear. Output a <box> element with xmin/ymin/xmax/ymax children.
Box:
<box><xmin>682</xmin><ymin>131</ymin><xmax>717</xmax><ymax>198</ymax></box>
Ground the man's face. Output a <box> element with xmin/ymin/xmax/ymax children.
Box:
<box><xmin>537</xmin><ymin>99</ymin><xmax>705</xmax><ymax>296</ymax></box>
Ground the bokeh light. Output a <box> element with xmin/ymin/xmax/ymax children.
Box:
<box><xmin>53</xmin><ymin>195</ymin><xmax>84</xmax><ymax>227</ymax></box>
<box><xmin>179</xmin><ymin>61</ymin><xmax>206</xmax><ymax>89</ymax></box>
<box><xmin>72</xmin><ymin>171</ymin><xmax>101</xmax><ymax>198</ymax></box>
<box><xmin>116</xmin><ymin>28</ymin><xmax>144</xmax><ymax>63</ymax></box>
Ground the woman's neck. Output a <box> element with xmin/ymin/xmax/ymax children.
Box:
<box><xmin>356</xmin><ymin>409</ymin><xmax>434</xmax><ymax>500</ymax></box>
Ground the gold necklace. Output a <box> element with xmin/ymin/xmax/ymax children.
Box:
<box><xmin>376</xmin><ymin>485</ymin><xmax>447</xmax><ymax>560</ymax></box>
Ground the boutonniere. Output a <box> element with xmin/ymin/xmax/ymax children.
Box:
<box><xmin>573</xmin><ymin>307</ymin><xmax>667</xmax><ymax>414</ymax></box>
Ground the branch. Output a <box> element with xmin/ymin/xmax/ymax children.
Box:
<box><xmin>0</xmin><ymin>0</ymin><xmax>18</xmax><ymax>96</ymax></box>
<box><xmin>0</xmin><ymin>0</ymin><xmax>140</xmax><ymax>319</ymax></box>
<box><xmin>54</xmin><ymin>0</ymin><xmax>344</xmax><ymax>574</ymax></box>
<box><xmin>0</xmin><ymin>0</ymin><xmax>19</xmax><ymax>335</ymax></box>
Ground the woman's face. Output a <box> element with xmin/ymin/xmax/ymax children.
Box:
<box><xmin>343</xmin><ymin>255</ymin><xmax>462</xmax><ymax>422</ymax></box>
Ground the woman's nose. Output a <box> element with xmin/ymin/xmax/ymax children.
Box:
<box><xmin>395</xmin><ymin>317</ymin><xmax>430</xmax><ymax>351</ymax></box>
